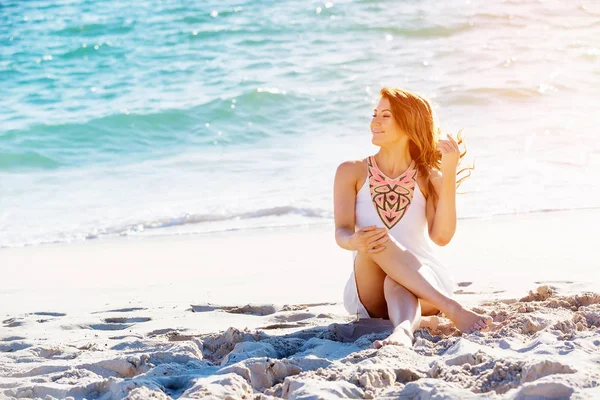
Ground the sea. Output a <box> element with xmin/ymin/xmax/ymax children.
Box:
<box><xmin>1</xmin><ymin>0</ymin><xmax>599</xmax><ymax>248</ymax></box>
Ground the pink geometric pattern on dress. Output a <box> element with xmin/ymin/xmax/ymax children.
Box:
<box><xmin>368</xmin><ymin>156</ymin><xmax>417</xmax><ymax>229</ymax></box>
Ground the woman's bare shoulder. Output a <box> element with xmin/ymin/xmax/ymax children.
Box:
<box><xmin>336</xmin><ymin>159</ymin><xmax>367</xmax><ymax>176</ymax></box>
<box><xmin>336</xmin><ymin>159</ymin><xmax>368</xmax><ymax>191</ymax></box>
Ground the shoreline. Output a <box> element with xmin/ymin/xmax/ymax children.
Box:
<box><xmin>3</xmin><ymin>204</ymin><xmax>600</xmax><ymax>251</ymax></box>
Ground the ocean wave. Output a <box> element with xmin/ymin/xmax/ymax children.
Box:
<box><xmin>59</xmin><ymin>42</ymin><xmax>127</xmax><ymax>60</ymax></box>
<box><xmin>0</xmin><ymin>89</ymin><xmax>311</xmax><ymax>170</ymax></box>
<box><xmin>0</xmin><ymin>206</ymin><xmax>332</xmax><ymax>248</ymax></box>
<box><xmin>467</xmin><ymin>87</ymin><xmax>542</xmax><ymax>98</ymax></box>
<box><xmin>187</xmin><ymin>25</ymin><xmax>287</xmax><ymax>41</ymax></box>
<box><xmin>113</xmin><ymin>206</ymin><xmax>330</xmax><ymax>233</ymax></box>
<box><xmin>180</xmin><ymin>7</ymin><xmax>241</xmax><ymax>22</ymax></box>
<box><xmin>1</xmin><ymin>109</ymin><xmax>201</xmax><ymax>152</ymax></box>
<box><xmin>0</xmin><ymin>68</ymin><xmax>19</xmax><ymax>81</ymax></box>
<box><xmin>54</xmin><ymin>21</ymin><xmax>136</xmax><ymax>37</ymax></box>
<box><xmin>0</xmin><ymin>151</ymin><xmax>61</xmax><ymax>171</ymax></box>
<box><xmin>441</xmin><ymin>85</ymin><xmax>569</xmax><ymax>105</ymax></box>
<box><xmin>180</xmin><ymin>15</ymin><xmax>211</xmax><ymax>24</ymax></box>
<box><xmin>349</xmin><ymin>22</ymin><xmax>474</xmax><ymax>38</ymax></box>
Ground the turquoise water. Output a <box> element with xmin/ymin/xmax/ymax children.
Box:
<box><xmin>1</xmin><ymin>0</ymin><xmax>599</xmax><ymax>247</ymax></box>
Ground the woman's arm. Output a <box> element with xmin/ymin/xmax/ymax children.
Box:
<box><xmin>334</xmin><ymin>161</ymin><xmax>389</xmax><ymax>252</ymax></box>
<box><xmin>426</xmin><ymin>134</ymin><xmax>460</xmax><ymax>246</ymax></box>
<box><xmin>334</xmin><ymin>161</ymin><xmax>360</xmax><ymax>250</ymax></box>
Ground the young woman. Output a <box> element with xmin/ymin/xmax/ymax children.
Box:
<box><xmin>334</xmin><ymin>88</ymin><xmax>492</xmax><ymax>348</ymax></box>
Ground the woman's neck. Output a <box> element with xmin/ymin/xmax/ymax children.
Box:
<box><xmin>375</xmin><ymin>143</ymin><xmax>412</xmax><ymax>177</ymax></box>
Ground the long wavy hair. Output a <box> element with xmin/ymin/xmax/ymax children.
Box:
<box><xmin>379</xmin><ymin>87</ymin><xmax>473</xmax><ymax>208</ymax></box>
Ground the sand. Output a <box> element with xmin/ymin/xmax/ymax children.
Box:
<box><xmin>1</xmin><ymin>209</ymin><xmax>599</xmax><ymax>399</ymax></box>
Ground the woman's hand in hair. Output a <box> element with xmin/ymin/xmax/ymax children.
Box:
<box><xmin>438</xmin><ymin>134</ymin><xmax>460</xmax><ymax>174</ymax></box>
<box><xmin>350</xmin><ymin>226</ymin><xmax>389</xmax><ymax>253</ymax></box>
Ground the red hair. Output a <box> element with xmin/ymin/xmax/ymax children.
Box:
<box><xmin>379</xmin><ymin>87</ymin><xmax>473</xmax><ymax>208</ymax></box>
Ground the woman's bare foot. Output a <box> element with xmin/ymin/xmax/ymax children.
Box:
<box><xmin>373</xmin><ymin>326</ymin><xmax>413</xmax><ymax>348</ymax></box>
<box><xmin>445</xmin><ymin>301</ymin><xmax>492</xmax><ymax>334</ymax></box>
<box><xmin>418</xmin><ymin>315</ymin><xmax>440</xmax><ymax>331</ymax></box>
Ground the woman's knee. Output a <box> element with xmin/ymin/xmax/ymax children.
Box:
<box><xmin>383</xmin><ymin>275</ymin><xmax>414</xmax><ymax>298</ymax></box>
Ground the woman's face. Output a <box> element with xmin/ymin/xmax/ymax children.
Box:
<box><xmin>370</xmin><ymin>97</ymin><xmax>403</xmax><ymax>146</ymax></box>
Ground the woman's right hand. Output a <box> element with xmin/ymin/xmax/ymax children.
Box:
<box><xmin>350</xmin><ymin>226</ymin><xmax>389</xmax><ymax>253</ymax></box>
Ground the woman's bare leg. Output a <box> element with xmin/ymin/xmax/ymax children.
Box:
<box><xmin>373</xmin><ymin>276</ymin><xmax>445</xmax><ymax>348</ymax></box>
<box><xmin>353</xmin><ymin>252</ymin><xmax>389</xmax><ymax>319</ymax></box>
<box><xmin>367</xmin><ymin>238</ymin><xmax>492</xmax><ymax>333</ymax></box>
<box><xmin>373</xmin><ymin>276</ymin><xmax>420</xmax><ymax>348</ymax></box>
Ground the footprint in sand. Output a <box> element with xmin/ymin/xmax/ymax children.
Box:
<box><xmin>32</xmin><ymin>312</ymin><xmax>67</xmax><ymax>317</ymax></box>
<box><xmin>147</xmin><ymin>328</ymin><xmax>178</xmax><ymax>337</ymax></box>
<box><xmin>454</xmin><ymin>289</ymin><xmax>477</xmax><ymax>295</ymax></box>
<box><xmin>35</xmin><ymin>313</ymin><xmax>65</xmax><ymax>323</ymax></box>
<box><xmin>0</xmin><ymin>341</ymin><xmax>32</xmax><ymax>352</ymax></box>
<box><xmin>146</xmin><ymin>328</ymin><xmax>199</xmax><ymax>342</ymax></box>
<box><xmin>104</xmin><ymin>317</ymin><xmax>152</xmax><ymax>324</ymax></box>
<box><xmin>87</xmin><ymin>316</ymin><xmax>152</xmax><ymax>331</ymax></box>
<box><xmin>91</xmin><ymin>307</ymin><xmax>147</xmax><ymax>314</ymax></box>
<box><xmin>2</xmin><ymin>318</ymin><xmax>25</xmax><ymax>328</ymax></box>
<box><xmin>1</xmin><ymin>336</ymin><xmax>26</xmax><ymax>341</ymax></box>
<box><xmin>256</xmin><ymin>312</ymin><xmax>319</xmax><ymax>330</ymax></box>
<box><xmin>190</xmin><ymin>302</ymin><xmax>339</xmax><ymax>316</ymax></box>
<box><xmin>190</xmin><ymin>303</ymin><xmax>281</xmax><ymax>316</ymax></box>
<box><xmin>257</xmin><ymin>322</ymin><xmax>311</xmax><ymax>330</ymax></box>
<box><xmin>271</xmin><ymin>312</ymin><xmax>317</xmax><ymax>323</ymax></box>
<box><xmin>88</xmin><ymin>323</ymin><xmax>133</xmax><ymax>331</ymax></box>
<box><xmin>3</xmin><ymin>312</ymin><xmax>66</xmax><ymax>327</ymax></box>
<box><xmin>281</xmin><ymin>302</ymin><xmax>337</xmax><ymax>311</ymax></box>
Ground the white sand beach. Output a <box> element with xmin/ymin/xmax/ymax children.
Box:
<box><xmin>1</xmin><ymin>209</ymin><xmax>599</xmax><ymax>399</ymax></box>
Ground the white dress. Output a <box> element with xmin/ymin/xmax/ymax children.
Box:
<box><xmin>343</xmin><ymin>156</ymin><xmax>456</xmax><ymax>319</ymax></box>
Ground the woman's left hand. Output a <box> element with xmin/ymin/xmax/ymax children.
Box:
<box><xmin>437</xmin><ymin>134</ymin><xmax>460</xmax><ymax>173</ymax></box>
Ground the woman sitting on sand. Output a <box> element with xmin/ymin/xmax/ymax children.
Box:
<box><xmin>334</xmin><ymin>87</ymin><xmax>492</xmax><ymax>347</ymax></box>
